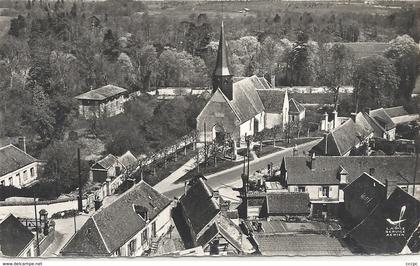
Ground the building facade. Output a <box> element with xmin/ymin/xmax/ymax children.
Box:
<box><xmin>0</xmin><ymin>144</ymin><xmax>39</xmax><ymax>188</ymax></box>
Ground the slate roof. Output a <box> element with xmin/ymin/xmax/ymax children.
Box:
<box><xmin>283</xmin><ymin>156</ymin><xmax>420</xmax><ymax>186</ymax></box>
<box><xmin>355</xmin><ymin>112</ymin><xmax>383</xmax><ymax>136</ymax></box>
<box><xmin>383</xmin><ymin>106</ymin><xmax>409</xmax><ymax>118</ymax></box>
<box><xmin>61</xmin><ymin>181</ymin><xmax>171</xmax><ymax>256</ymax></box>
<box><xmin>289</xmin><ymin>98</ymin><xmax>305</xmax><ymax>114</ymax></box>
<box><xmin>348</xmin><ymin>187</ymin><xmax>420</xmax><ymax>254</ymax></box>
<box><xmin>0</xmin><ymin>144</ymin><xmax>38</xmax><ymax>177</ymax></box>
<box><xmin>255</xmin><ymin>234</ymin><xmax>352</xmax><ymax>256</ymax></box>
<box><xmin>369</xmin><ymin>108</ymin><xmax>396</xmax><ymax>131</ymax></box>
<box><xmin>92</xmin><ymin>154</ymin><xmax>120</xmax><ymax>170</ymax></box>
<box><xmin>0</xmin><ymin>214</ymin><xmax>34</xmax><ymax>257</ymax></box>
<box><xmin>179</xmin><ymin>177</ymin><xmax>220</xmax><ymax>237</ymax></box>
<box><xmin>117</xmin><ymin>151</ymin><xmax>137</xmax><ymax>169</ymax></box>
<box><xmin>312</xmin><ymin>119</ymin><xmax>371</xmax><ymax>156</ymax></box>
<box><xmin>75</xmin><ymin>85</ymin><xmax>127</xmax><ymax>101</ymax></box>
<box><xmin>228</xmin><ymin>76</ymin><xmax>266</xmax><ymax>122</ymax></box>
<box><xmin>266</xmin><ymin>192</ymin><xmax>310</xmax><ymax>215</ymax></box>
<box><xmin>213</xmin><ymin>21</ymin><xmax>231</xmax><ymax>77</ymax></box>
<box><xmin>257</xmin><ymin>89</ymin><xmax>286</xmax><ymax>113</ymax></box>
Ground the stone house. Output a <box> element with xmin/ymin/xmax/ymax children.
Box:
<box><xmin>75</xmin><ymin>85</ymin><xmax>128</xmax><ymax>119</ymax></box>
<box><xmin>60</xmin><ymin>181</ymin><xmax>173</xmax><ymax>257</ymax></box>
<box><xmin>0</xmin><ymin>144</ymin><xmax>40</xmax><ymax>188</ymax></box>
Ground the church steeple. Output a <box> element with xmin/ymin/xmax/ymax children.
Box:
<box><xmin>213</xmin><ymin>21</ymin><xmax>233</xmax><ymax>100</ymax></box>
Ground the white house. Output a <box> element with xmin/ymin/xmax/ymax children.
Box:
<box><xmin>0</xmin><ymin>144</ymin><xmax>40</xmax><ymax>188</ymax></box>
<box><xmin>61</xmin><ymin>181</ymin><xmax>173</xmax><ymax>257</ymax></box>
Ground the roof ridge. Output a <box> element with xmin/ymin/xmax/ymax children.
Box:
<box><xmin>91</xmin><ymin>216</ymin><xmax>111</xmax><ymax>253</ymax></box>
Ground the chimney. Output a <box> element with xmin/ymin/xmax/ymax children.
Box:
<box><xmin>385</xmin><ymin>179</ymin><xmax>398</xmax><ymax>199</ymax></box>
<box><xmin>333</xmin><ymin>110</ymin><xmax>338</xmax><ymax>130</ymax></box>
<box><xmin>323</xmin><ymin>133</ymin><xmax>328</xmax><ymax>156</ymax></box>
<box><xmin>271</xmin><ymin>74</ymin><xmax>275</xmax><ymax>89</ymax></box>
<box><xmin>18</xmin><ymin>136</ymin><xmax>27</xmax><ymax>153</ymax></box>
<box><xmin>369</xmin><ymin>167</ymin><xmax>375</xmax><ymax>176</ymax></box>
<box><xmin>350</xmin><ymin>112</ymin><xmax>357</xmax><ymax>122</ymax></box>
<box><xmin>322</xmin><ymin>112</ymin><xmax>328</xmax><ymax>131</ymax></box>
<box><xmin>310</xmin><ymin>153</ymin><xmax>316</xmax><ymax>170</ymax></box>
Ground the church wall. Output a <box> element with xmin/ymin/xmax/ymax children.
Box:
<box><xmin>265</xmin><ymin>112</ymin><xmax>283</xmax><ymax>129</ymax></box>
<box><xmin>196</xmin><ymin>91</ymin><xmax>240</xmax><ymax>143</ymax></box>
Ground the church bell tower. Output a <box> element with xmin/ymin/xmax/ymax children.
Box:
<box><xmin>213</xmin><ymin>21</ymin><xmax>233</xmax><ymax>100</ymax></box>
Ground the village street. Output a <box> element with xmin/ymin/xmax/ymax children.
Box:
<box><xmin>159</xmin><ymin>138</ymin><xmax>321</xmax><ymax>199</ymax></box>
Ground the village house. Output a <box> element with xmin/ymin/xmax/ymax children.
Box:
<box><xmin>343</xmin><ymin>172</ymin><xmax>387</xmax><ymax>225</ymax></box>
<box><xmin>279</xmin><ymin>155</ymin><xmax>420</xmax><ymax>218</ymax></box>
<box><xmin>347</xmin><ymin>186</ymin><xmax>420</xmax><ymax>254</ymax></box>
<box><xmin>75</xmin><ymin>84</ymin><xmax>128</xmax><ymax>119</ymax></box>
<box><xmin>60</xmin><ymin>181</ymin><xmax>172</xmax><ymax>257</ymax></box>
<box><xmin>288</xmin><ymin>98</ymin><xmax>306</xmax><ymax>123</ymax></box>
<box><xmin>0</xmin><ymin>214</ymin><xmax>36</xmax><ymax>257</ymax></box>
<box><xmin>256</xmin><ymin>89</ymin><xmax>289</xmax><ymax>129</ymax></box>
<box><xmin>174</xmin><ymin>176</ymin><xmax>254</xmax><ymax>255</ymax></box>
<box><xmin>312</xmin><ymin>118</ymin><xmax>372</xmax><ymax>156</ymax></box>
<box><xmin>90</xmin><ymin>151</ymin><xmax>137</xmax><ymax>183</ymax></box>
<box><xmin>0</xmin><ymin>144</ymin><xmax>40</xmax><ymax>188</ymax></box>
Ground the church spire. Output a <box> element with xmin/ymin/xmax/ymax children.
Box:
<box><xmin>213</xmin><ymin>21</ymin><xmax>231</xmax><ymax>77</ymax></box>
<box><xmin>213</xmin><ymin>21</ymin><xmax>233</xmax><ymax>100</ymax></box>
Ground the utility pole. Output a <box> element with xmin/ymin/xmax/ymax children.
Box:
<box><xmin>77</xmin><ymin>148</ymin><xmax>83</xmax><ymax>212</ymax></box>
<box><xmin>413</xmin><ymin>132</ymin><xmax>420</xmax><ymax>197</ymax></box>
<box><xmin>246</xmin><ymin>136</ymin><xmax>250</xmax><ymax>179</ymax></box>
<box><xmin>33</xmin><ymin>195</ymin><xmax>40</xmax><ymax>257</ymax></box>
<box><xmin>204</xmin><ymin>122</ymin><xmax>207</xmax><ymax>168</ymax></box>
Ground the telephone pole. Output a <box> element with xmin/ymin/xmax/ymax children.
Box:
<box><xmin>77</xmin><ymin>148</ymin><xmax>83</xmax><ymax>212</ymax></box>
<box><xmin>33</xmin><ymin>195</ymin><xmax>40</xmax><ymax>256</ymax></box>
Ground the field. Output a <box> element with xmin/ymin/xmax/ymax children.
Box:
<box><xmin>0</xmin><ymin>8</ymin><xmax>11</xmax><ymax>37</ymax></box>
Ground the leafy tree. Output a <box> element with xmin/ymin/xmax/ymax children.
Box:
<box><xmin>319</xmin><ymin>43</ymin><xmax>355</xmax><ymax>109</ymax></box>
<box><xmin>8</xmin><ymin>15</ymin><xmax>26</xmax><ymax>38</ymax></box>
<box><xmin>385</xmin><ymin>35</ymin><xmax>420</xmax><ymax>100</ymax></box>
<box><xmin>352</xmin><ymin>55</ymin><xmax>400</xmax><ymax>112</ymax></box>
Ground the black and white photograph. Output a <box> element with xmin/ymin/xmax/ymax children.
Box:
<box><xmin>0</xmin><ymin>0</ymin><xmax>419</xmax><ymax>262</ymax></box>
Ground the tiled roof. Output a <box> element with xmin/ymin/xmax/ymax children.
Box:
<box><xmin>383</xmin><ymin>106</ymin><xmax>409</xmax><ymax>118</ymax></box>
<box><xmin>0</xmin><ymin>145</ymin><xmax>38</xmax><ymax>177</ymax></box>
<box><xmin>117</xmin><ymin>151</ymin><xmax>137</xmax><ymax>169</ymax></box>
<box><xmin>0</xmin><ymin>214</ymin><xmax>34</xmax><ymax>257</ymax></box>
<box><xmin>75</xmin><ymin>85</ymin><xmax>127</xmax><ymax>101</ymax></box>
<box><xmin>312</xmin><ymin>119</ymin><xmax>370</xmax><ymax>156</ymax></box>
<box><xmin>369</xmin><ymin>108</ymin><xmax>396</xmax><ymax>130</ymax></box>
<box><xmin>220</xmin><ymin>75</ymin><xmax>265</xmax><ymax>123</ymax></box>
<box><xmin>355</xmin><ymin>112</ymin><xmax>383</xmax><ymax>136</ymax></box>
<box><xmin>180</xmin><ymin>177</ymin><xmax>220</xmax><ymax>237</ymax></box>
<box><xmin>289</xmin><ymin>98</ymin><xmax>305</xmax><ymax>114</ymax></box>
<box><xmin>255</xmin><ymin>233</ymin><xmax>351</xmax><ymax>256</ymax></box>
<box><xmin>266</xmin><ymin>192</ymin><xmax>310</xmax><ymax>215</ymax></box>
<box><xmin>257</xmin><ymin>89</ymin><xmax>286</xmax><ymax>113</ymax></box>
<box><xmin>348</xmin><ymin>187</ymin><xmax>420</xmax><ymax>254</ymax></box>
<box><xmin>284</xmin><ymin>156</ymin><xmax>420</xmax><ymax>186</ymax></box>
<box><xmin>92</xmin><ymin>154</ymin><xmax>120</xmax><ymax>170</ymax></box>
<box><xmin>257</xmin><ymin>77</ymin><xmax>272</xmax><ymax>90</ymax></box>
<box><xmin>61</xmin><ymin>181</ymin><xmax>171</xmax><ymax>255</ymax></box>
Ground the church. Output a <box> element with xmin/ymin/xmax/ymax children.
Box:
<box><xmin>196</xmin><ymin>22</ymin><xmax>292</xmax><ymax>147</ymax></box>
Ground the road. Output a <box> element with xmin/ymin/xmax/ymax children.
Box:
<box><xmin>161</xmin><ymin>139</ymin><xmax>321</xmax><ymax>199</ymax></box>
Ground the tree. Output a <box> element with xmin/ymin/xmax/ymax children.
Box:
<box><xmin>319</xmin><ymin>43</ymin><xmax>355</xmax><ymax>110</ymax></box>
<box><xmin>8</xmin><ymin>15</ymin><xmax>26</xmax><ymax>38</ymax></box>
<box><xmin>385</xmin><ymin>35</ymin><xmax>420</xmax><ymax>100</ymax></box>
<box><xmin>352</xmin><ymin>55</ymin><xmax>400</xmax><ymax>112</ymax></box>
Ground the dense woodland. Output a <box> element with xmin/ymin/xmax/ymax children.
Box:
<box><xmin>0</xmin><ymin>0</ymin><xmax>419</xmax><ymax>196</ymax></box>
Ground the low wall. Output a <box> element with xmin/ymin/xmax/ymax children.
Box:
<box><xmin>0</xmin><ymin>199</ymin><xmax>87</xmax><ymax>219</ymax></box>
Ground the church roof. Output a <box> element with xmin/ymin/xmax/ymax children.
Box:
<box><xmin>213</xmin><ymin>21</ymin><xmax>231</xmax><ymax>77</ymax></box>
<box><xmin>257</xmin><ymin>89</ymin><xmax>286</xmax><ymax>114</ymax></box>
<box><xmin>229</xmin><ymin>76</ymin><xmax>266</xmax><ymax>122</ymax></box>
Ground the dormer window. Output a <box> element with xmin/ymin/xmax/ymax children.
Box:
<box><xmin>133</xmin><ymin>205</ymin><xmax>149</xmax><ymax>221</ymax></box>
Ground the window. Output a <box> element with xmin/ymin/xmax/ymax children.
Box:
<box><xmin>400</xmin><ymin>186</ymin><xmax>408</xmax><ymax>192</ymax></box>
<box><xmin>26</xmin><ymin>249</ymin><xmax>31</xmax><ymax>257</ymax></box>
<box><xmin>30</xmin><ymin>168</ymin><xmax>34</xmax><ymax>177</ymax></box>
<box><xmin>115</xmin><ymin>247</ymin><xmax>121</xmax><ymax>256</ymax></box>
<box><xmin>0</xmin><ymin>180</ymin><xmax>4</xmax><ymax>186</ymax></box>
<box><xmin>322</xmin><ymin>186</ymin><xmax>330</xmax><ymax>198</ymax></box>
<box><xmin>23</xmin><ymin>170</ymin><xmax>28</xmax><ymax>180</ymax></box>
<box><xmin>298</xmin><ymin>186</ymin><xmax>306</xmax><ymax>193</ymax></box>
<box><xmin>8</xmin><ymin>177</ymin><xmax>13</xmax><ymax>186</ymax></box>
<box><xmin>128</xmin><ymin>239</ymin><xmax>136</xmax><ymax>256</ymax></box>
<box><xmin>151</xmin><ymin>221</ymin><xmax>157</xmax><ymax>238</ymax></box>
<box><xmin>141</xmin><ymin>229</ymin><xmax>148</xmax><ymax>246</ymax></box>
